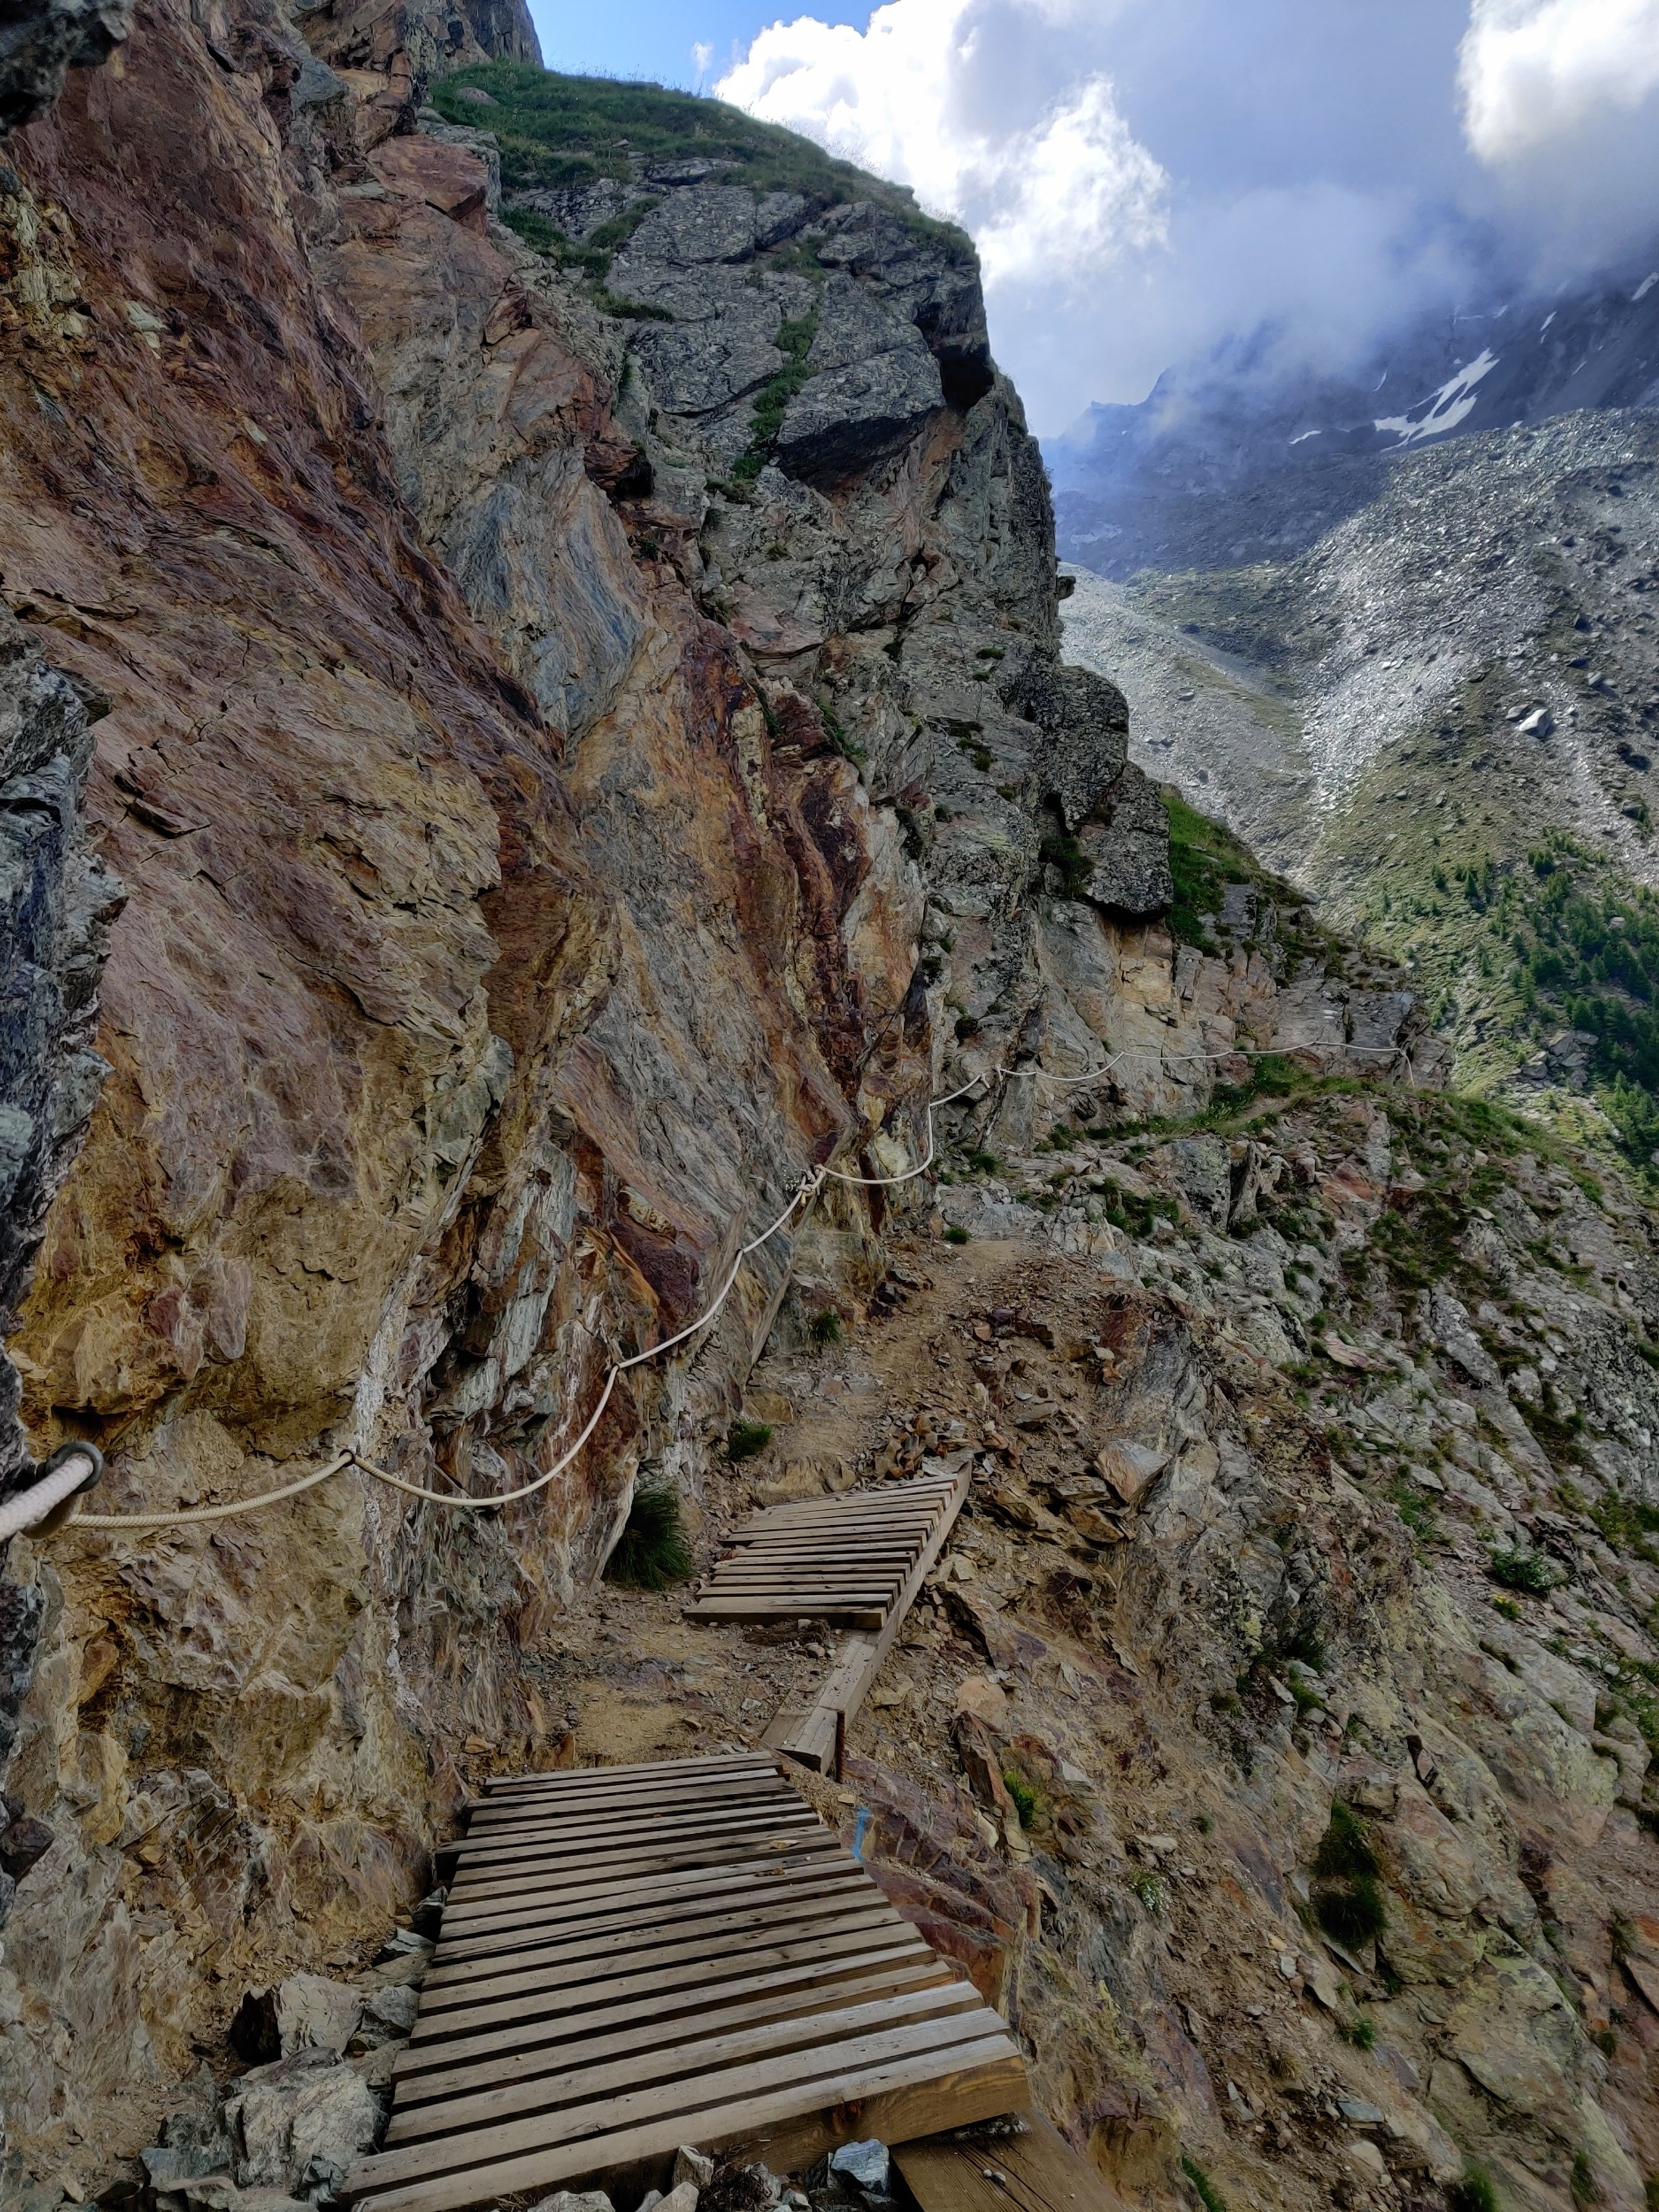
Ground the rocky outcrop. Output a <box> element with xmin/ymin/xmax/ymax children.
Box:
<box><xmin>0</xmin><ymin>0</ymin><xmax>133</xmax><ymax>135</ymax></box>
<box><xmin>723</xmin><ymin>994</ymin><xmax>1659</xmax><ymax>2211</ymax></box>
<box><xmin>0</xmin><ymin>607</ymin><xmax>119</xmax><ymax>1498</ymax></box>
<box><xmin>0</xmin><ymin>604</ymin><xmax>121</xmax><ymax>1953</ymax></box>
<box><xmin>0</xmin><ymin>0</ymin><xmax>1186</xmax><ymax>2177</ymax></box>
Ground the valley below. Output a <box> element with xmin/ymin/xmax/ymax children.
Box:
<box><xmin>1061</xmin><ymin>409</ymin><xmax>1659</xmax><ymax>1163</ymax></box>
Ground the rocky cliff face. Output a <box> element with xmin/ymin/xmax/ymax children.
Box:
<box><xmin>0</xmin><ymin>0</ymin><xmax>1191</xmax><ymax>2183</ymax></box>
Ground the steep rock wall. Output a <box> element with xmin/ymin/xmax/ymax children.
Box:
<box><xmin>0</xmin><ymin>0</ymin><xmax>1239</xmax><ymax>2179</ymax></box>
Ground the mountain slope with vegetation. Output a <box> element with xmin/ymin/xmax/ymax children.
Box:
<box><xmin>1062</xmin><ymin>408</ymin><xmax>1659</xmax><ymax>1179</ymax></box>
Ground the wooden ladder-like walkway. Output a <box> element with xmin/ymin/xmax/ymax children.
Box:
<box><xmin>688</xmin><ymin>1468</ymin><xmax>972</xmax><ymax>1775</ymax></box>
<box><xmin>343</xmin><ymin>1753</ymin><xmax>1026</xmax><ymax>2212</ymax></box>
<box><xmin>684</xmin><ymin>1468</ymin><xmax>969</xmax><ymax>1631</ymax></box>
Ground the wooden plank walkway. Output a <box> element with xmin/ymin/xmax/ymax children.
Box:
<box><xmin>684</xmin><ymin>1468</ymin><xmax>969</xmax><ymax>1630</ymax></box>
<box><xmin>747</xmin><ymin>1466</ymin><xmax>972</xmax><ymax>1773</ymax></box>
<box><xmin>894</xmin><ymin>2114</ymin><xmax>1132</xmax><ymax>2212</ymax></box>
<box><xmin>343</xmin><ymin>1753</ymin><xmax>1026</xmax><ymax>2212</ymax></box>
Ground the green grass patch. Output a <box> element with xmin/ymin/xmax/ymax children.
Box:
<box><xmin>1315</xmin><ymin>1876</ymin><xmax>1387</xmax><ymax>1946</ymax></box>
<box><xmin>1180</xmin><ymin>2153</ymin><xmax>1228</xmax><ymax>2212</ymax></box>
<box><xmin>726</xmin><ymin>1419</ymin><xmax>773</xmax><ymax>1461</ymax></box>
<box><xmin>1087</xmin><ymin>1176</ymin><xmax>1181</xmax><ymax>1238</ymax></box>
<box><xmin>1315</xmin><ymin>1801</ymin><xmax>1380</xmax><ymax>1881</ymax></box>
<box><xmin>1002</xmin><ymin>1773</ymin><xmax>1039</xmax><ymax>1826</ymax></box>
<box><xmin>1038</xmin><ymin>824</ymin><xmax>1092</xmax><ymax>899</ymax></box>
<box><xmin>944</xmin><ymin>1224</ymin><xmax>971</xmax><ymax>1245</ymax></box>
<box><xmin>1447</xmin><ymin>2166</ymin><xmax>1498</xmax><ymax>2212</ymax></box>
<box><xmin>1165</xmin><ymin>789</ymin><xmax>1255</xmax><ymax>949</ymax></box>
<box><xmin>1311</xmin><ymin>1801</ymin><xmax>1386</xmax><ymax>1945</ymax></box>
<box><xmin>431</xmin><ymin>62</ymin><xmax>975</xmax><ymax>259</ymax></box>
<box><xmin>733</xmin><ymin>309</ymin><xmax>819</xmax><ymax>480</ymax></box>
<box><xmin>807</xmin><ymin>1308</ymin><xmax>843</xmax><ymax>1347</ymax></box>
<box><xmin>605</xmin><ymin>1477</ymin><xmax>694</xmax><ymax>1589</ymax></box>
<box><xmin>1593</xmin><ymin>1493</ymin><xmax>1659</xmax><ymax>1566</ymax></box>
<box><xmin>1489</xmin><ymin>1546</ymin><xmax>1557</xmax><ymax>1595</ymax></box>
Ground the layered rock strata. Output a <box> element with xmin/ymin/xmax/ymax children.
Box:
<box><xmin>0</xmin><ymin>0</ymin><xmax>1291</xmax><ymax>2176</ymax></box>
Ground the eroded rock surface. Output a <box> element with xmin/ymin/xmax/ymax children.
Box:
<box><xmin>0</xmin><ymin>0</ymin><xmax>1190</xmax><ymax>2176</ymax></box>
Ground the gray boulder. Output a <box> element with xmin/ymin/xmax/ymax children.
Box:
<box><xmin>625</xmin><ymin>319</ymin><xmax>783</xmax><ymax>417</ymax></box>
<box><xmin>223</xmin><ymin>2049</ymin><xmax>381</xmax><ymax>2201</ymax></box>
<box><xmin>1076</xmin><ymin>765</ymin><xmax>1174</xmax><ymax>915</ymax></box>
<box><xmin>627</xmin><ymin>188</ymin><xmax>757</xmax><ymax>266</ymax></box>
<box><xmin>274</xmin><ymin>1975</ymin><xmax>364</xmax><ymax>2058</ymax></box>
<box><xmin>0</xmin><ymin>0</ymin><xmax>133</xmax><ymax>135</ymax></box>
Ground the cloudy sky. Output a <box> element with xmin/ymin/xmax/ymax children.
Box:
<box><xmin>529</xmin><ymin>0</ymin><xmax>1659</xmax><ymax>434</ymax></box>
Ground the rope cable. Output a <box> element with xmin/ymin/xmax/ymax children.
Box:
<box><xmin>33</xmin><ymin>1035</ymin><xmax>1403</xmax><ymax>1538</ymax></box>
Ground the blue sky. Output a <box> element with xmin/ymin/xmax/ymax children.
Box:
<box><xmin>524</xmin><ymin>0</ymin><xmax>865</xmax><ymax>90</ymax></box>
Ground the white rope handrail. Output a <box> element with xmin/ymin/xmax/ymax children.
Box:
<box><xmin>18</xmin><ymin>1033</ymin><xmax>1402</xmax><ymax>1538</ymax></box>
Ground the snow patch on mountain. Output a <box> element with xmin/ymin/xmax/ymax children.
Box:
<box><xmin>1374</xmin><ymin>346</ymin><xmax>1500</xmax><ymax>444</ymax></box>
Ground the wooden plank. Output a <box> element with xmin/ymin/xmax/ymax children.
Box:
<box><xmin>479</xmin><ymin>1752</ymin><xmax>772</xmax><ymax>1793</ymax></box>
<box><xmin>350</xmin><ymin>2010</ymin><xmax>1015</xmax><ymax>2195</ymax></box>
<box><xmin>428</xmin><ymin>1873</ymin><xmax>875</xmax><ymax>1978</ymax></box>
<box><xmin>439</xmin><ymin>1844</ymin><xmax>847</xmax><ymax>1934</ymax></box>
<box><xmin>434</xmin><ymin>1859</ymin><xmax>864</xmax><ymax>1958</ymax></box>
<box><xmin>771</xmin><ymin>1469</ymin><xmax>970</xmax><ymax>1772</ymax></box>
<box><xmin>464</xmin><ymin>1778</ymin><xmax>786</xmax><ymax>1828</ymax></box>
<box><xmin>394</xmin><ymin>1934</ymin><xmax>942</xmax><ymax>2083</ymax></box>
<box><xmin>385</xmin><ymin>1983</ymin><xmax>985</xmax><ymax>2148</ymax></box>
<box><xmin>443</xmin><ymin>1802</ymin><xmax>819</xmax><ymax>1865</ymax></box>
<box><xmin>420</xmin><ymin>1893</ymin><xmax>908</xmax><ymax>2015</ymax></box>
<box><xmin>419</xmin><ymin>1888</ymin><xmax>906</xmax><ymax>2008</ymax></box>
<box><xmin>726</xmin><ymin>1538</ymin><xmax>922</xmax><ymax>1555</ymax></box>
<box><xmin>737</xmin><ymin>1506</ymin><xmax>956</xmax><ymax>1535</ymax></box>
<box><xmin>893</xmin><ymin>2114</ymin><xmax>1131</xmax><ymax>2212</ymax></box>
<box><xmin>404</xmin><ymin>1905</ymin><xmax>910</xmax><ymax>2047</ymax></box>
<box><xmin>417</xmin><ymin>1901</ymin><xmax>911</xmax><ymax>2027</ymax></box>
<box><xmin>349</xmin><ymin>2037</ymin><xmax>1027</xmax><ymax>2212</ymax></box>
<box><xmin>445</xmin><ymin>1827</ymin><xmax>822</xmax><ymax>1904</ymax></box>
<box><xmin>762</xmin><ymin>1697</ymin><xmax>839</xmax><ymax>1772</ymax></box>
<box><xmin>719</xmin><ymin>2041</ymin><xmax>1029</xmax><ymax>2183</ymax></box>
<box><xmin>456</xmin><ymin>1781</ymin><xmax>806</xmax><ymax>1836</ymax></box>
<box><xmin>747</xmin><ymin>1479</ymin><xmax>958</xmax><ymax>1513</ymax></box>
<box><xmin>393</xmin><ymin>1958</ymin><xmax>956</xmax><ymax>2110</ymax></box>
<box><xmin>467</xmin><ymin>1767</ymin><xmax>787</xmax><ymax>1809</ymax></box>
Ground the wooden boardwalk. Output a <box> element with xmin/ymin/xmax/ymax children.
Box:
<box><xmin>343</xmin><ymin>1753</ymin><xmax>1026</xmax><ymax>2212</ymax></box>
<box><xmin>729</xmin><ymin>1467</ymin><xmax>971</xmax><ymax>1773</ymax></box>
<box><xmin>684</xmin><ymin>1469</ymin><xmax>969</xmax><ymax>1631</ymax></box>
<box><xmin>894</xmin><ymin>2114</ymin><xmax>1131</xmax><ymax>2211</ymax></box>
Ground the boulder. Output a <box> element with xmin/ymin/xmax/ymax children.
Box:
<box><xmin>776</xmin><ymin>347</ymin><xmax>944</xmax><ymax>483</ymax></box>
<box><xmin>276</xmin><ymin>1976</ymin><xmax>364</xmax><ymax>2057</ymax></box>
<box><xmin>0</xmin><ymin>0</ymin><xmax>133</xmax><ymax>135</ymax></box>
<box><xmin>224</xmin><ymin>2050</ymin><xmax>381</xmax><ymax>2200</ymax></box>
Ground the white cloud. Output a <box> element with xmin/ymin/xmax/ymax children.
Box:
<box><xmin>717</xmin><ymin>0</ymin><xmax>1169</xmax><ymax>422</ymax></box>
<box><xmin>1460</xmin><ymin>0</ymin><xmax>1659</xmax><ymax>163</ymax></box>
<box><xmin>1459</xmin><ymin>0</ymin><xmax>1659</xmax><ymax>269</ymax></box>
<box><xmin>716</xmin><ymin>0</ymin><xmax>1659</xmax><ymax>431</ymax></box>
